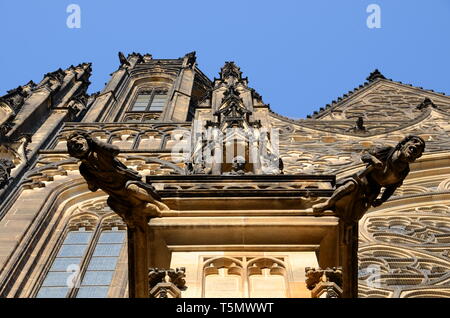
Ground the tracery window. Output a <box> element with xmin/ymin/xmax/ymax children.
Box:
<box><xmin>36</xmin><ymin>215</ymin><xmax>126</xmax><ymax>298</ymax></box>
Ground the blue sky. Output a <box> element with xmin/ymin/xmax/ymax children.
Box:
<box><xmin>1</xmin><ymin>0</ymin><xmax>449</xmax><ymax>119</ymax></box>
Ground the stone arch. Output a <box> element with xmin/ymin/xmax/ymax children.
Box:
<box><xmin>0</xmin><ymin>173</ymin><xmax>129</xmax><ymax>298</ymax></box>
<box><xmin>246</xmin><ymin>257</ymin><xmax>289</xmax><ymax>298</ymax></box>
<box><xmin>202</xmin><ymin>257</ymin><xmax>244</xmax><ymax>298</ymax></box>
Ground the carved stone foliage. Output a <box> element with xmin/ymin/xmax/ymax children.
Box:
<box><xmin>0</xmin><ymin>131</ymin><xmax>31</xmax><ymax>190</ymax></box>
<box><xmin>149</xmin><ymin>267</ymin><xmax>186</xmax><ymax>298</ymax></box>
<box><xmin>305</xmin><ymin>267</ymin><xmax>343</xmax><ymax>298</ymax></box>
<box><xmin>366</xmin><ymin>69</ymin><xmax>386</xmax><ymax>82</ymax></box>
<box><xmin>0</xmin><ymin>82</ymin><xmax>35</xmax><ymax>141</ymax></box>
<box><xmin>214</xmin><ymin>84</ymin><xmax>252</xmax><ymax>128</ymax></box>
<box><xmin>416</xmin><ymin>98</ymin><xmax>437</xmax><ymax>110</ymax></box>
<box><xmin>0</xmin><ymin>134</ymin><xmax>31</xmax><ymax>166</ymax></box>
<box><xmin>359</xmin><ymin>204</ymin><xmax>450</xmax><ymax>298</ymax></box>
<box><xmin>219</xmin><ymin>62</ymin><xmax>243</xmax><ymax>81</ymax></box>
<box><xmin>0</xmin><ymin>84</ymin><xmax>34</xmax><ymax>126</ymax></box>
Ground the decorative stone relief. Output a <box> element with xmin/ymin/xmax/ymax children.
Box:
<box><xmin>305</xmin><ymin>267</ymin><xmax>343</xmax><ymax>298</ymax></box>
<box><xmin>148</xmin><ymin>267</ymin><xmax>186</xmax><ymax>298</ymax></box>
<box><xmin>359</xmin><ymin>204</ymin><xmax>450</xmax><ymax>298</ymax></box>
<box><xmin>0</xmin><ymin>158</ymin><xmax>15</xmax><ymax>189</ymax></box>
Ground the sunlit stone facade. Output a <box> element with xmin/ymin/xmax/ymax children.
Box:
<box><xmin>0</xmin><ymin>53</ymin><xmax>449</xmax><ymax>298</ymax></box>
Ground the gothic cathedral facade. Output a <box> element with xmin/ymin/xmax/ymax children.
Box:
<box><xmin>0</xmin><ymin>52</ymin><xmax>449</xmax><ymax>298</ymax></box>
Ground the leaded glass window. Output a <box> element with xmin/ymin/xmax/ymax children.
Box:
<box><xmin>36</xmin><ymin>224</ymin><xmax>126</xmax><ymax>298</ymax></box>
<box><xmin>76</xmin><ymin>230</ymin><xmax>126</xmax><ymax>298</ymax></box>
<box><xmin>36</xmin><ymin>228</ymin><xmax>92</xmax><ymax>298</ymax></box>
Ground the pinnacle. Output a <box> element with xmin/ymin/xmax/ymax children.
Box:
<box><xmin>366</xmin><ymin>69</ymin><xmax>386</xmax><ymax>82</ymax></box>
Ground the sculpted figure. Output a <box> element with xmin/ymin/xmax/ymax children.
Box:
<box><xmin>67</xmin><ymin>132</ymin><xmax>168</xmax><ymax>219</ymax></box>
<box><xmin>312</xmin><ymin>136</ymin><xmax>425</xmax><ymax>222</ymax></box>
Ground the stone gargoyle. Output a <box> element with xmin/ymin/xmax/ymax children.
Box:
<box><xmin>312</xmin><ymin>135</ymin><xmax>425</xmax><ymax>222</ymax></box>
<box><xmin>67</xmin><ymin>132</ymin><xmax>169</xmax><ymax>222</ymax></box>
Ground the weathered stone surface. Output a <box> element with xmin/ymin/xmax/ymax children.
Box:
<box><xmin>313</xmin><ymin>135</ymin><xmax>426</xmax><ymax>222</ymax></box>
<box><xmin>1</xmin><ymin>53</ymin><xmax>449</xmax><ymax>300</ymax></box>
<box><xmin>67</xmin><ymin>131</ymin><xmax>169</xmax><ymax>224</ymax></box>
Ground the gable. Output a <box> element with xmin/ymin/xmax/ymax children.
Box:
<box><xmin>313</xmin><ymin>79</ymin><xmax>450</xmax><ymax>121</ymax></box>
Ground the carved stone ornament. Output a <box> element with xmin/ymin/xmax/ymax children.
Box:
<box><xmin>67</xmin><ymin>131</ymin><xmax>169</xmax><ymax>226</ymax></box>
<box><xmin>118</xmin><ymin>51</ymin><xmax>131</xmax><ymax>68</ymax></box>
<box><xmin>312</xmin><ymin>135</ymin><xmax>425</xmax><ymax>223</ymax></box>
<box><xmin>305</xmin><ymin>267</ymin><xmax>343</xmax><ymax>298</ymax></box>
<box><xmin>149</xmin><ymin>267</ymin><xmax>186</xmax><ymax>298</ymax></box>
<box><xmin>184</xmin><ymin>51</ymin><xmax>197</xmax><ymax>68</ymax></box>
<box><xmin>220</xmin><ymin>61</ymin><xmax>243</xmax><ymax>80</ymax></box>
<box><xmin>0</xmin><ymin>158</ymin><xmax>15</xmax><ymax>189</ymax></box>
<box><xmin>416</xmin><ymin>97</ymin><xmax>437</xmax><ymax>110</ymax></box>
<box><xmin>366</xmin><ymin>69</ymin><xmax>386</xmax><ymax>82</ymax></box>
<box><xmin>0</xmin><ymin>133</ymin><xmax>31</xmax><ymax>174</ymax></box>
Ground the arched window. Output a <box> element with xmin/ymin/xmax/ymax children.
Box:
<box><xmin>203</xmin><ymin>257</ymin><xmax>244</xmax><ymax>298</ymax></box>
<box><xmin>36</xmin><ymin>228</ymin><xmax>93</xmax><ymax>298</ymax></box>
<box><xmin>36</xmin><ymin>215</ymin><xmax>127</xmax><ymax>298</ymax></box>
<box><xmin>247</xmin><ymin>258</ymin><xmax>288</xmax><ymax>298</ymax></box>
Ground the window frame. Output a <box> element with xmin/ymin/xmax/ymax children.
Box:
<box><xmin>129</xmin><ymin>89</ymin><xmax>168</xmax><ymax>113</ymax></box>
<box><xmin>35</xmin><ymin>214</ymin><xmax>127</xmax><ymax>298</ymax></box>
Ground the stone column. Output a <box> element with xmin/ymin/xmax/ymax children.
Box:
<box><xmin>125</xmin><ymin>214</ymin><xmax>151</xmax><ymax>298</ymax></box>
<box><xmin>339</xmin><ymin>221</ymin><xmax>358</xmax><ymax>298</ymax></box>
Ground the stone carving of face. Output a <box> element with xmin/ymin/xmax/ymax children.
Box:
<box><xmin>67</xmin><ymin>133</ymin><xmax>90</xmax><ymax>159</ymax></box>
<box><xmin>399</xmin><ymin>136</ymin><xmax>425</xmax><ymax>163</ymax></box>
